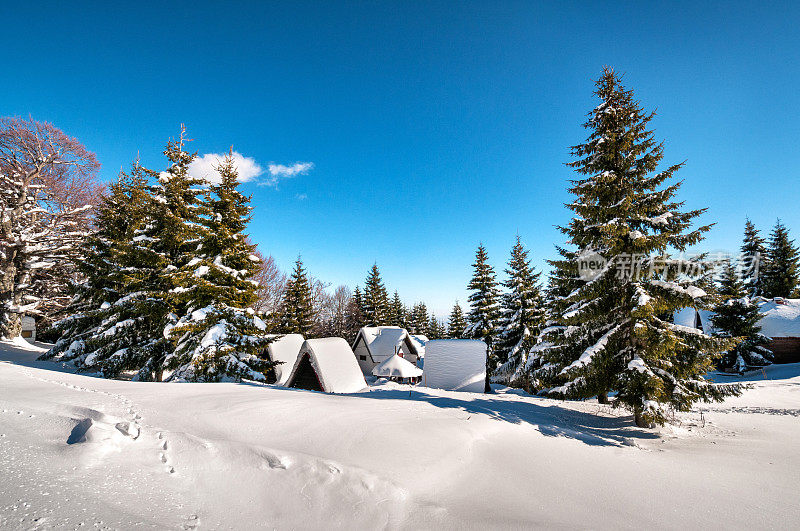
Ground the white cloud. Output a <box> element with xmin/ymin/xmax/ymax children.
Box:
<box><xmin>295</xmin><ymin>193</ymin><xmax>308</xmax><ymax>200</ymax></box>
<box><xmin>263</xmin><ymin>162</ymin><xmax>314</xmax><ymax>186</ymax></box>
<box><xmin>188</xmin><ymin>152</ymin><xmax>264</xmax><ymax>184</ymax></box>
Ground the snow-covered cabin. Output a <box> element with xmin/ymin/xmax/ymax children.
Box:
<box><xmin>263</xmin><ymin>334</ymin><xmax>304</xmax><ymax>385</ymax></box>
<box><xmin>20</xmin><ymin>316</ymin><xmax>36</xmax><ymax>341</ymax></box>
<box><xmin>352</xmin><ymin>326</ymin><xmax>421</xmax><ymax>376</ymax></box>
<box><xmin>674</xmin><ymin>298</ymin><xmax>800</xmax><ymax>363</ymax></box>
<box><xmin>422</xmin><ymin>339</ymin><xmax>487</xmax><ymax>393</ymax></box>
<box><xmin>285</xmin><ymin>338</ymin><xmax>368</xmax><ymax>394</ymax></box>
<box><xmin>372</xmin><ymin>353</ymin><xmax>423</xmax><ymax>384</ymax></box>
<box><xmin>757</xmin><ymin>298</ymin><xmax>800</xmax><ymax>363</ymax></box>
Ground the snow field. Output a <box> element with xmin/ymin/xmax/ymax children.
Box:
<box><xmin>1</xmin><ymin>340</ymin><xmax>799</xmax><ymax>529</ymax></box>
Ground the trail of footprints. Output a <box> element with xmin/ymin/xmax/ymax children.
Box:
<box><xmin>19</xmin><ymin>370</ymin><xmax>179</xmax><ymax>476</ymax></box>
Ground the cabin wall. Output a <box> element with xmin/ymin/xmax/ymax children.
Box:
<box><xmin>353</xmin><ymin>339</ymin><xmax>375</xmax><ymax>376</ymax></box>
<box><xmin>767</xmin><ymin>337</ymin><xmax>800</xmax><ymax>364</ymax></box>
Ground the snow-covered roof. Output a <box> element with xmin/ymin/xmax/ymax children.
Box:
<box><xmin>409</xmin><ymin>334</ymin><xmax>428</xmax><ymax>358</ymax></box>
<box><xmin>287</xmin><ymin>338</ymin><xmax>367</xmax><ymax>394</ymax></box>
<box><xmin>422</xmin><ymin>339</ymin><xmax>486</xmax><ymax>393</ymax></box>
<box><xmin>372</xmin><ymin>354</ymin><xmax>423</xmax><ymax>378</ymax></box>
<box><xmin>265</xmin><ymin>334</ymin><xmax>304</xmax><ymax>385</ymax></box>
<box><xmin>673</xmin><ymin>307</ymin><xmax>699</xmax><ymax>329</ymax></box>
<box><xmin>354</xmin><ymin>326</ymin><xmax>418</xmax><ymax>363</ymax></box>
<box><xmin>672</xmin><ymin>307</ymin><xmax>716</xmax><ymax>335</ymax></box>
<box><xmin>758</xmin><ymin>298</ymin><xmax>800</xmax><ymax>338</ymax></box>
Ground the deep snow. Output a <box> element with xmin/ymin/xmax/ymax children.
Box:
<box><xmin>1</xmin><ymin>339</ymin><xmax>798</xmax><ymax>529</ymax></box>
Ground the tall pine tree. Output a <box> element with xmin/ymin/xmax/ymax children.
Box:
<box><xmin>389</xmin><ymin>291</ymin><xmax>407</xmax><ymax>328</ymax></box>
<box><xmin>447</xmin><ymin>302</ymin><xmax>467</xmax><ymax>339</ymax></box>
<box><xmin>344</xmin><ymin>286</ymin><xmax>366</xmax><ymax>342</ymax></box>
<box><xmin>465</xmin><ymin>243</ymin><xmax>501</xmax><ymax>391</ymax></box>
<box><xmin>493</xmin><ymin>237</ymin><xmax>545</xmax><ymax>386</ymax></box>
<box><xmin>42</xmin><ymin>161</ymin><xmax>155</xmax><ymax>375</ymax></box>
<box><xmin>277</xmin><ymin>257</ymin><xmax>316</xmax><ymax>337</ymax></box>
<box><xmin>710</xmin><ymin>261</ymin><xmax>772</xmax><ymax>374</ymax></box>
<box><xmin>740</xmin><ymin>218</ymin><xmax>766</xmax><ymax>297</ymax></box>
<box><xmin>165</xmin><ymin>152</ymin><xmax>273</xmax><ymax>381</ymax></box>
<box><xmin>363</xmin><ymin>264</ymin><xmax>390</xmax><ymax>326</ymax></box>
<box><xmin>761</xmin><ymin>220</ymin><xmax>799</xmax><ymax>298</ymax></box>
<box><xmin>410</xmin><ymin>302</ymin><xmax>430</xmax><ymax>335</ymax></box>
<box><xmin>532</xmin><ymin>68</ymin><xmax>738</xmax><ymax>427</ymax></box>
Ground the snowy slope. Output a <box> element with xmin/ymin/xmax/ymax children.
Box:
<box><xmin>1</xmin><ymin>339</ymin><xmax>799</xmax><ymax>529</ymax></box>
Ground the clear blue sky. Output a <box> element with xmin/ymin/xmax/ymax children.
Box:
<box><xmin>3</xmin><ymin>2</ymin><xmax>799</xmax><ymax>316</ymax></box>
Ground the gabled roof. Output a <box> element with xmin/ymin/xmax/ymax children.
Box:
<box><xmin>265</xmin><ymin>334</ymin><xmax>305</xmax><ymax>385</ymax></box>
<box><xmin>372</xmin><ymin>353</ymin><xmax>423</xmax><ymax>378</ymax></box>
<box><xmin>353</xmin><ymin>326</ymin><xmax>418</xmax><ymax>363</ymax></box>
<box><xmin>286</xmin><ymin>338</ymin><xmax>367</xmax><ymax>393</ymax></box>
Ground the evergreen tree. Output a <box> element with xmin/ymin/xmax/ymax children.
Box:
<box><xmin>165</xmin><ymin>152</ymin><xmax>273</xmax><ymax>381</ymax></box>
<box><xmin>42</xmin><ymin>162</ymin><xmax>155</xmax><ymax>374</ymax></box>
<box><xmin>277</xmin><ymin>257</ymin><xmax>316</xmax><ymax>337</ymax></box>
<box><xmin>710</xmin><ymin>261</ymin><xmax>772</xmax><ymax>374</ymax></box>
<box><xmin>344</xmin><ymin>286</ymin><xmax>365</xmax><ymax>343</ymax></box>
<box><xmin>363</xmin><ymin>264</ymin><xmax>390</xmax><ymax>326</ymax></box>
<box><xmin>427</xmin><ymin>316</ymin><xmax>446</xmax><ymax>339</ymax></box>
<box><xmin>447</xmin><ymin>302</ymin><xmax>467</xmax><ymax>339</ymax></box>
<box><xmin>532</xmin><ymin>68</ymin><xmax>738</xmax><ymax>427</ymax></box>
<box><xmin>410</xmin><ymin>302</ymin><xmax>429</xmax><ymax>335</ymax></box>
<box><xmin>740</xmin><ymin>218</ymin><xmax>766</xmax><ymax>297</ymax></box>
<box><xmin>761</xmin><ymin>220</ymin><xmax>799</xmax><ymax>298</ymax></box>
<box><xmin>465</xmin><ymin>243</ymin><xmax>501</xmax><ymax>389</ymax></box>
<box><xmin>389</xmin><ymin>291</ymin><xmax>407</xmax><ymax>328</ymax></box>
<box><xmin>493</xmin><ymin>237</ymin><xmax>545</xmax><ymax>386</ymax></box>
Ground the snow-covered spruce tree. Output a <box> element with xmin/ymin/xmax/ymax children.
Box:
<box><xmin>277</xmin><ymin>257</ymin><xmax>316</xmax><ymax>337</ymax></box>
<box><xmin>363</xmin><ymin>264</ymin><xmax>390</xmax><ymax>326</ymax></box>
<box><xmin>67</xmin><ymin>131</ymin><xmax>206</xmax><ymax>380</ymax></box>
<box><xmin>427</xmin><ymin>316</ymin><xmax>445</xmax><ymax>339</ymax></box>
<box><xmin>532</xmin><ymin>68</ymin><xmax>739</xmax><ymax>427</ymax></box>
<box><xmin>411</xmin><ymin>302</ymin><xmax>429</xmax><ymax>335</ymax></box>
<box><xmin>741</xmin><ymin>219</ymin><xmax>766</xmax><ymax>297</ymax></box>
<box><xmin>41</xmin><ymin>162</ymin><xmax>155</xmax><ymax>372</ymax></box>
<box><xmin>447</xmin><ymin>302</ymin><xmax>467</xmax><ymax>338</ymax></box>
<box><xmin>711</xmin><ymin>261</ymin><xmax>772</xmax><ymax>374</ymax></box>
<box><xmin>344</xmin><ymin>286</ymin><xmax>366</xmax><ymax>342</ymax></box>
<box><xmin>165</xmin><ymin>151</ymin><xmax>272</xmax><ymax>382</ymax></box>
<box><xmin>465</xmin><ymin>244</ymin><xmax>501</xmax><ymax>388</ymax></box>
<box><xmin>761</xmin><ymin>220</ymin><xmax>799</xmax><ymax>298</ymax></box>
<box><xmin>493</xmin><ymin>237</ymin><xmax>545</xmax><ymax>386</ymax></box>
<box><xmin>389</xmin><ymin>291</ymin><xmax>407</xmax><ymax>328</ymax></box>
<box><xmin>0</xmin><ymin>117</ymin><xmax>101</xmax><ymax>338</ymax></box>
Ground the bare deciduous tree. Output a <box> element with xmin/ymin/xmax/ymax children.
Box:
<box><xmin>0</xmin><ymin>117</ymin><xmax>101</xmax><ymax>337</ymax></box>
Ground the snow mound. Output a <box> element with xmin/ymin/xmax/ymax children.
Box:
<box><xmin>372</xmin><ymin>354</ymin><xmax>423</xmax><ymax>378</ymax></box>
<box><xmin>265</xmin><ymin>334</ymin><xmax>305</xmax><ymax>385</ymax></box>
<box><xmin>422</xmin><ymin>339</ymin><xmax>486</xmax><ymax>393</ymax></box>
<box><xmin>758</xmin><ymin>298</ymin><xmax>800</xmax><ymax>337</ymax></box>
<box><xmin>287</xmin><ymin>338</ymin><xmax>367</xmax><ymax>393</ymax></box>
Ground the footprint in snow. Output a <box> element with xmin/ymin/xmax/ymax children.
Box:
<box><xmin>182</xmin><ymin>514</ymin><xmax>199</xmax><ymax>529</ymax></box>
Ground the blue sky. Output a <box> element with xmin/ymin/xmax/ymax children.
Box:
<box><xmin>2</xmin><ymin>2</ymin><xmax>799</xmax><ymax>316</ymax></box>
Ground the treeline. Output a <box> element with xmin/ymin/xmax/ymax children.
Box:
<box><xmin>267</xmin><ymin>260</ymin><xmax>451</xmax><ymax>342</ymax></box>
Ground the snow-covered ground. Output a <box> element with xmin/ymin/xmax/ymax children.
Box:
<box><xmin>1</xmin><ymin>339</ymin><xmax>798</xmax><ymax>530</ymax></box>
